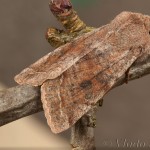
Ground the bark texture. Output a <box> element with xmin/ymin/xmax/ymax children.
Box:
<box><xmin>71</xmin><ymin>105</ymin><xmax>98</xmax><ymax>150</ymax></box>
<box><xmin>0</xmin><ymin>85</ymin><xmax>42</xmax><ymax>126</ymax></box>
<box><xmin>49</xmin><ymin>0</ymin><xmax>86</xmax><ymax>33</ymax></box>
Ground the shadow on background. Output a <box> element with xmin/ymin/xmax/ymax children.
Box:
<box><xmin>0</xmin><ymin>0</ymin><xmax>150</xmax><ymax>149</ymax></box>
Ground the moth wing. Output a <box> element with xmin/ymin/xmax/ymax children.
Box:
<box><xmin>41</xmin><ymin>12</ymin><xmax>149</xmax><ymax>133</ymax></box>
<box><xmin>15</xmin><ymin>11</ymin><xmax>134</xmax><ymax>86</ymax></box>
<box><xmin>14</xmin><ymin>29</ymin><xmax>101</xmax><ymax>86</ymax></box>
<box><xmin>41</xmin><ymin>45</ymin><xmax>143</xmax><ymax>134</ymax></box>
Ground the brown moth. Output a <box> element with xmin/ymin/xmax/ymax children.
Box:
<box><xmin>15</xmin><ymin>12</ymin><xmax>150</xmax><ymax>133</ymax></box>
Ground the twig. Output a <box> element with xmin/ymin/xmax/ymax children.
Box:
<box><xmin>49</xmin><ymin>0</ymin><xmax>86</xmax><ymax>33</ymax></box>
<box><xmin>71</xmin><ymin>105</ymin><xmax>98</xmax><ymax>150</ymax></box>
<box><xmin>0</xmin><ymin>85</ymin><xmax>42</xmax><ymax>126</ymax></box>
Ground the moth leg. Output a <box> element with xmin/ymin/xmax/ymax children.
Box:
<box><xmin>46</xmin><ymin>27</ymin><xmax>73</xmax><ymax>48</ymax></box>
<box><xmin>125</xmin><ymin>67</ymin><xmax>131</xmax><ymax>84</ymax></box>
<box><xmin>98</xmin><ymin>99</ymin><xmax>104</xmax><ymax>107</ymax></box>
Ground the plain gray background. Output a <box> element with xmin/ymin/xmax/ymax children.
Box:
<box><xmin>0</xmin><ymin>0</ymin><xmax>150</xmax><ymax>148</ymax></box>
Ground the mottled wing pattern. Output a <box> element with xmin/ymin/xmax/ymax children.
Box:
<box><xmin>15</xmin><ymin>12</ymin><xmax>137</xmax><ymax>86</ymax></box>
<box><xmin>41</xmin><ymin>13</ymin><xmax>149</xmax><ymax>133</ymax></box>
<box><xmin>14</xmin><ymin>28</ymin><xmax>105</xmax><ymax>86</ymax></box>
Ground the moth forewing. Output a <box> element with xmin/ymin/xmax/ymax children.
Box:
<box><xmin>14</xmin><ymin>29</ymin><xmax>103</xmax><ymax>86</ymax></box>
<box><xmin>41</xmin><ymin>22</ymin><xmax>148</xmax><ymax>133</ymax></box>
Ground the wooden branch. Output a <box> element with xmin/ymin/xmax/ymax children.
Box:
<box><xmin>71</xmin><ymin>104</ymin><xmax>98</xmax><ymax>150</ymax></box>
<box><xmin>0</xmin><ymin>85</ymin><xmax>42</xmax><ymax>126</ymax></box>
<box><xmin>0</xmin><ymin>53</ymin><xmax>150</xmax><ymax>127</ymax></box>
<box><xmin>49</xmin><ymin>0</ymin><xmax>87</xmax><ymax>32</ymax></box>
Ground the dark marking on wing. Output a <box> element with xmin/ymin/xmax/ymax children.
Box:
<box><xmin>80</xmin><ymin>80</ymin><xmax>92</xmax><ymax>89</ymax></box>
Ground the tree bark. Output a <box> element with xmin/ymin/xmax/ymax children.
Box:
<box><xmin>0</xmin><ymin>85</ymin><xmax>42</xmax><ymax>126</ymax></box>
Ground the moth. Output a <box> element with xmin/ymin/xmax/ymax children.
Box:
<box><xmin>15</xmin><ymin>12</ymin><xmax>150</xmax><ymax>133</ymax></box>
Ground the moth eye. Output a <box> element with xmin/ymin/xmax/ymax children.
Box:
<box><xmin>149</xmin><ymin>31</ymin><xmax>150</xmax><ymax>35</ymax></box>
